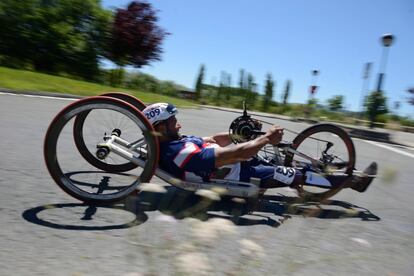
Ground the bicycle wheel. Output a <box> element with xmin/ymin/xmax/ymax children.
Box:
<box><xmin>73</xmin><ymin>92</ymin><xmax>146</xmax><ymax>172</ymax></box>
<box><xmin>284</xmin><ymin>124</ymin><xmax>356</xmax><ymax>201</ymax></box>
<box><xmin>100</xmin><ymin>92</ymin><xmax>146</xmax><ymax>110</ymax></box>
<box><xmin>44</xmin><ymin>96</ymin><xmax>158</xmax><ymax>204</ymax></box>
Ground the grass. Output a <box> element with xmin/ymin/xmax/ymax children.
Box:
<box><xmin>0</xmin><ymin>66</ymin><xmax>195</xmax><ymax>107</ymax></box>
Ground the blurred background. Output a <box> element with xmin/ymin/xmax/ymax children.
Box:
<box><xmin>0</xmin><ymin>0</ymin><xmax>413</xmax><ymax>129</ymax></box>
<box><xmin>1</xmin><ymin>1</ymin><xmax>414</xmax><ymax>275</ymax></box>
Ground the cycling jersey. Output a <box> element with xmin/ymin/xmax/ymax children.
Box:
<box><xmin>159</xmin><ymin>135</ymin><xmax>215</xmax><ymax>182</ymax></box>
<box><xmin>159</xmin><ymin>135</ymin><xmax>240</xmax><ymax>182</ymax></box>
<box><xmin>158</xmin><ymin>135</ymin><xmax>297</xmax><ymax>186</ymax></box>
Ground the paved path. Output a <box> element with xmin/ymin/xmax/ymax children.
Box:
<box><xmin>0</xmin><ymin>93</ymin><xmax>413</xmax><ymax>275</ymax></box>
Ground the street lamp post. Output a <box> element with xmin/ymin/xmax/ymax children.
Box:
<box><xmin>368</xmin><ymin>33</ymin><xmax>394</xmax><ymax>128</ymax></box>
<box><xmin>376</xmin><ymin>33</ymin><xmax>394</xmax><ymax>92</ymax></box>
<box><xmin>310</xmin><ymin>69</ymin><xmax>319</xmax><ymax>99</ymax></box>
<box><xmin>306</xmin><ymin>70</ymin><xmax>319</xmax><ymax>118</ymax></box>
<box><xmin>359</xmin><ymin>62</ymin><xmax>372</xmax><ymax>120</ymax></box>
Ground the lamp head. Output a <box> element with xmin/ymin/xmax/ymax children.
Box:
<box><xmin>382</xmin><ymin>33</ymin><xmax>394</xmax><ymax>47</ymax></box>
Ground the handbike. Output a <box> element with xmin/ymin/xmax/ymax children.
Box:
<box><xmin>229</xmin><ymin>103</ymin><xmax>356</xmax><ymax>201</ymax></box>
<box><xmin>44</xmin><ymin>93</ymin><xmax>364</xmax><ymax>205</ymax></box>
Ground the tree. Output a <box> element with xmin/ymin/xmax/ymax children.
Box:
<box><xmin>262</xmin><ymin>73</ymin><xmax>274</xmax><ymax>112</ymax></box>
<box><xmin>245</xmin><ymin>73</ymin><xmax>258</xmax><ymax>108</ymax></box>
<box><xmin>215</xmin><ymin>71</ymin><xmax>226</xmax><ymax>105</ymax></box>
<box><xmin>0</xmin><ymin>0</ymin><xmax>112</xmax><ymax>80</ymax></box>
<box><xmin>125</xmin><ymin>71</ymin><xmax>158</xmax><ymax>92</ymax></box>
<box><xmin>307</xmin><ymin>97</ymin><xmax>319</xmax><ymax>107</ymax></box>
<box><xmin>327</xmin><ymin>95</ymin><xmax>344</xmax><ymax>111</ymax></box>
<box><xmin>194</xmin><ymin>64</ymin><xmax>205</xmax><ymax>101</ymax></box>
<box><xmin>365</xmin><ymin>90</ymin><xmax>388</xmax><ymax>128</ymax></box>
<box><xmin>108</xmin><ymin>1</ymin><xmax>169</xmax><ymax>68</ymax></box>
<box><xmin>108</xmin><ymin>68</ymin><xmax>126</xmax><ymax>87</ymax></box>
<box><xmin>224</xmin><ymin>72</ymin><xmax>232</xmax><ymax>104</ymax></box>
<box><xmin>407</xmin><ymin>87</ymin><xmax>414</xmax><ymax>106</ymax></box>
<box><xmin>246</xmin><ymin>73</ymin><xmax>255</xmax><ymax>92</ymax></box>
<box><xmin>239</xmin><ymin>69</ymin><xmax>245</xmax><ymax>89</ymax></box>
<box><xmin>0</xmin><ymin>0</ymin><xmax>38</xmax><ymax>68</ymax></box>
<box><xmin>282</xmin><ymin>80</ymin><xmax>291</xmax><ymax>105</ymax></box>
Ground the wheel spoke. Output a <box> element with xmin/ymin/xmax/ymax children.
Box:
<box><xmin>284</xmin><ymin>124</ymin><xmax>355</xmax><ymax>201</ymax></box>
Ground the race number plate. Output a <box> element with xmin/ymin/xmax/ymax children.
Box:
<box><xmin>274</xmin><ymin>166</ymin><xmax>296</xmax><ymax>185</ymax></box>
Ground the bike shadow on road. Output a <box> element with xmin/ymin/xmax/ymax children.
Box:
<box><xmin>138</xmin><ymin>186</ymin><xmax>380</xmax><ymax>227</ymax></box>
<box><xmin>22</xmin><ymin>186</ymin><xmax>380</xmax><ymax>230</ymax></box>
<box><xmin>22</xmin><ymin>201</ymin><xmax>148</xmax><ymax>231</ymax></box>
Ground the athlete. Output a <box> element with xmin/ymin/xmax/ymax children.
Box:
<box><xmin>142</xmin><ymin>103</ymin><xmax>377</xmax><ymax>192</ymax></box>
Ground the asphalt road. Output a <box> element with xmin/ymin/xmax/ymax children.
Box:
<box><xmin>0</xmin><ymin>93</ymin><xmax>413</xmax><ymax>275</ymax></box>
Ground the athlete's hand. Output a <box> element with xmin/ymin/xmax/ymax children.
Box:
<box><xmin>265</xmin><ymin>125</ymin><xmax>284</xmax><ymax>145</ymax></box>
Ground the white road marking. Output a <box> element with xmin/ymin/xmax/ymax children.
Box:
<box><xmin>0</xmin><ymin>91</ymin><xmax>77</xmax><ymax>101</ymax></box>
<box><xmin>362</xmin><ymin>139</ymin><xmax>414</xmax><ymax>159</ymax></box>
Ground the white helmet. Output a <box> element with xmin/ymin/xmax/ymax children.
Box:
<box><xmin>142</xmin><ymin>103</ymin><xmax>178</xmax><ymax>125</ymax></box>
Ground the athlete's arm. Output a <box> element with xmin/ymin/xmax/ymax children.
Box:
<box><xmin>202</xmin><ymin>132</ymin><xmax>232</xmax><ymax>147</ymax></box>
<box><xmin>214</xmin><ymin>126</ymin><xmax>283</xmax><ymax>167</ymax></box>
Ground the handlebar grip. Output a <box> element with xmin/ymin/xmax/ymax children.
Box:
<box><xmin>250</xmin><ymin>130</ymin><xmax>291</xmax><ymax>147</ymax></box>
<box><xmin>277</xmin><ymin>141</ymin><xmax>292</xmax><ymax>147</ymax></box>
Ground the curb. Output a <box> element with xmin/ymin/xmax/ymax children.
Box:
<box><xmin>0</xmin><ymin>88</ymin><xmax>83</xmax><ymax>99</ymax></box>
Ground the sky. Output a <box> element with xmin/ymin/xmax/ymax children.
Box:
<box><xmin>102</xmin><ymin>0</ymin><xmax>414</xmax><ymax>117</ymax></box>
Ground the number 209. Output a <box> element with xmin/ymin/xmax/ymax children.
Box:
<box><xmin>145</xmin><ymin>108</ymin><xmax>160</xmax><ymax>119</ymax></box>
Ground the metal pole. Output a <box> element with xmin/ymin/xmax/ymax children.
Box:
<box><xmin>306</xmin><ymin>70</ymin><xmax>319</xmax><ymax>118</ymax></box>
<box><xmin>376</xmin><ymin>46</ymin><xmax>390</xmax><ymax>92</ymax></box>
<box><xmin>369</xmin><ymin>33</ymin><xmax>394</xmax><ymax>128</ymax></box>
<box><xmin>359</xmin><ymin>62</ymin><xmax>372</xmax><ymax>120</ymax></box>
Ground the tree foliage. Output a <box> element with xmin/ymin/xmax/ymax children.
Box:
<box><xmin>108</xmin><ymin>0</ymin><xmax>169</xmax><ymax>67</ymax></box>
<box><xmin>124</xmin><ymin>71</ymin><xmax>182</xmax><ymax>96</ymax></box>
<box><xmin>327</xmin><ymin>95</ymin><xmax>344</xmax><ymax>111</ymax></box>
<box><xmin>194</xmin><ymin>64</ymin><xmax>205</xmax><ymax>101</ymax></box>
<box><xmin>282</xmin><ymin>80</ymin><xmax>291</xmax><ymax>105</ymax></box>
<box><xmin>0</xmin><ymin>0</ymin><xmax>111</xmax><ymax>80</ymax></box>
<box><xmin>214</xmin><ymin>71</ymin><xmax>232</xmax><ymax>105</ymax></box>
<box><xmin>239</xmin><ymin>69</ymin><xmax>245</xmax><ymax>89</ymax></box>
<box><xmin>365</xmin><ymin>90</ymin><xmax>388</xmax><ymax>127</ymax></box>
<box><xmin>245</xmin><ymin>73</ymin><xmax>258</xmax><ymax>107</ymax></box>
<box><xmin>407</xmin><ymin>87</ymin><xmax>414</xmax><ymax>106</ymax></box>
<box><xmin>262</xmin><ymin>73</ymin><xmax>274</xmax><ymax>111</ymax></box>
<box><xmin>0</xmin><ymin>0</ymin><xmax>169</xmax><ymax>81</ymax></box>
<box><xmin>307</xmin><ymin>97</ymin><xmax>319</xmax><ymax>107</ymax></box>
<box><xmin>236</xmin><ymin>69</ymin><xmax>258</xmax><ymax>107</ymax></box>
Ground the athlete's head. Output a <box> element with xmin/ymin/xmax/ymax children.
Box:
<box><xmin>142</xmin><ymin>103</ymin><xmax>181</xmax><ymax>140</ymax></box>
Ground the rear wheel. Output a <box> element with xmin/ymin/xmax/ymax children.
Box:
<box><xmin>44</xmin><ymin>96</ymin><xmax>158</xmax><ymax>204</ymax></box>
<box><xmin>284</xmin><ymin>124</ymin><xmax>355</xmax><ymax>201</ymax></box>
<box><xmin>73</xmin><ymin>92</ymin><xmax>146</xmax><ymax>173</ymax></box>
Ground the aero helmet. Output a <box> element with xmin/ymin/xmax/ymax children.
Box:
<box><xmin>142</xmin><ymin>103</ymin><xmax>178</xmax><ymax>125</ymax></box>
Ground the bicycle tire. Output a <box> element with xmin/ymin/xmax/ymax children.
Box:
<box><xmin>284</xmin><ymin>123</ymin><xmax>356</xmax><ymax>201</ymax></box>
<box><xmin>44</xmin><ymin>96</ymin><xmax>158</xmax><ymax>204</ymax></box>
<box><xmin>73</xmin><ymin>92</ymin><xmax>146</xmax><ymax>172</ymax></box>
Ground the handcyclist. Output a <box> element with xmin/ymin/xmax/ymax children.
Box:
<box><xmin>142</xmin><ymin>103</ymin><xmax>377</xmax><ymax>192</ymax></box>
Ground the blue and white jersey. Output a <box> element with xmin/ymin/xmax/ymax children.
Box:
<box><xmin>159</xmin><ymin>136</ymin><xmax>299</xmax><ymax>186</ymax></box>
<box><xmin>159</xmin><ymin>136</ymin><xmax>216</xmax><ymax>182</ymax></box>
<box><xmin>159</xmin><ymin>135</ymin><xmax>241</xmax><ymax>182</ymax></box>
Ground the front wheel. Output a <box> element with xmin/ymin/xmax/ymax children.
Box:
<box><xmin>284</xmin><ymin>124</ymin><xmax>356</xmax><ymax>201</ymax></box>
<box><xmin>44</xmin><ymin>96</ymin><xmax>158</xmax><ymax>204</ymax></box>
